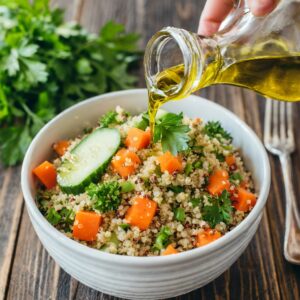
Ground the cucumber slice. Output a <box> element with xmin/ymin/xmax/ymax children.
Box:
<box><xmin>57</xmin><ymin>128</ymin><xmax>120</xmax><ymax>194</ymax></box>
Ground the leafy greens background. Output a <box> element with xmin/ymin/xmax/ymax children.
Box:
<box><xmin>0</xmin><ymin>0</ymin><xmax>141</xmax><ymax>166</ymax></box>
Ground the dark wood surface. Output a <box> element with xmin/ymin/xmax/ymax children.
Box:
<box><xmin>1</xmin><ymin>0</ymin><xmax>300</xmax><ymax>299</ymax></box>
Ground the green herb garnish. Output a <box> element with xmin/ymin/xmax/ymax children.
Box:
<box><xmin>168</xmin><ymin>185</ymin><xmax>184</xmax><ymax>194</ymax></box>
<box><xmin>86</xmin><ymin>181</ymin><xmax>121</xmax><ymax>212</ymax></box>
<box><xmin>184</xmin><ymin>163</ymin><xmax>193</xmax><ymax>175</ymax></box>
<box><xmin>190</xmin><ymin>198</ymin><xmax>201</xmax><ymax>208</ymax></box>
<box><xmin>174</xmin><ymin>207</ymin><xmax>186</xmax><ymax>222</ymax></box>
<box><xmin>135</xmin><ymin>112</ymin><xmax>149</xmax><ymax>130</ymax></box>
<box><xmin>119</xmin><ymin>223</ymin><xmax>130</xmax><ymax>230</ymax></box>
<box><xmin>193</xmin><ymin>161</ymin><xmax>203</xmax><ymax>169</ymax></box>
<box><xmin>153</xmin><ymin>226</ymin><xmax>172</xmax><ymax>250</ymax></box>
<box><xmin>0</xmin><ymin>1</ymin><xmax>140</xmax><ymax>166</ymax></box>
<box><xmin>46</xmin><ymin>208</ymin><xmax>61</xmax><ymax>225</ymax></box>
<box><xmin>203</xmin><ymin>121</ymin><xmax>232</xmax><ymax>142</ymax></box>
<box><xmin>153</xmin><ymin>112</ymin><xmax>190</xmax><ymax>155</ymax></box>
<box><xmin>99</xmin><ymin>111</ymin><xmax>118</xmax><ymax>128</ymax></box>
<box><xmin>229</xmin><ymin>172</ymin><xmax>243</xmax><ymax>185</ymax></box>
<box><xmin>202</xmin><ymin>190</ymin><xmax>233</xmax><ymax>228</ymax></box>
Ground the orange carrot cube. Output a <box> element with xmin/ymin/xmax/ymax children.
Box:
<box><xmin>125</xmin><ymin>128</ymin><xmax>151</xmax><ymax>150</ymax></box>
<box><xmin>207</xmin><ymin>169</ymin><xmax>230</xmax><ymax>196</ymax></box>
<box><xmin>158</xmin><ymin>151</ymin><xmax>183</xmax><ymax>174</ymax></box>
<box><xmin>125</xmin><ymin>197</ymin><xmax>157</xmax><ymax>230</ymax></box>
<box><xmin>196</xmin><ymin>229</ymin><xmax>221</xmax><ymax>247</ymax></box>
<box><xmin>53</xmin><ymin>140</ymin><xmax>70</xmax><ymax>156</ymax></box>
<box><xmin>33</xmin><ymin>161</ymin><xmax>57</xmax><ymax>189</ymax></box>
<box><xmin>162</xmin><ymin>244</ymin><xmax>179</xmax><ymax>255</ymax></box>
<box><xmin>73</xmin><ymin>211</ymin><xmax>102</xmax><ymax>241</ymax></box>
<box><xmin>111</xmin><ymin>148</ymin><xmax>141</xmax><ymax>178</ymax></box>
<box><xmin>234</xmin><ymin>187</ymin><xmax>257</xmax><ymax>212</ymax></box>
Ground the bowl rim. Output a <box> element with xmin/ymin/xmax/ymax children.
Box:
<box><xmin>21</xmin><ymin>88</ymin><xmax>270</xmax><ymax>266</ymax></box>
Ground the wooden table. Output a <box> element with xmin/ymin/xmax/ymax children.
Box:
<box><xmin>1</xmin><ymin>1</ymin><xmax>300</xmax><ymax>299</ymax></box>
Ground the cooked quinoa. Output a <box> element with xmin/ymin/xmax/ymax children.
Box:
<box><xmin>36</xmin><ymin>106</ymin><xmax>257</xmax><ymax>256</ymax></box>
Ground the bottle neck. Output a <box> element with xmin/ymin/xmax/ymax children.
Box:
<box><xmin>144</xmin><ymin>27</ymin><xmax>220</xmax><ymax>101</ymax></box>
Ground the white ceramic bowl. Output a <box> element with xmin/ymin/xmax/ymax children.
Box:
<box><xmin>21</xmin><ymin>89</ymin><xmax>270</xmax><ymax>299</ymax></box>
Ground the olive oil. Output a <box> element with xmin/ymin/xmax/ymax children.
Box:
<box><xmin>148</xmin><ymin>55</ymin><xmax>300</xmax><ymax>132</ymax></box>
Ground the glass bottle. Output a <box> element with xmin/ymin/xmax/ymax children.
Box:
<box><xmin>144</xmin><ymin>0</ymin><xmax>300</xmax><ymax>115</ymax></box>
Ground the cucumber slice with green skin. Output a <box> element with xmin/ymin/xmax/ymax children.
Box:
<box><xmin>57</xmin><ymin>128</ymin><xmax>120</xmax><ymax>194</ymax></box>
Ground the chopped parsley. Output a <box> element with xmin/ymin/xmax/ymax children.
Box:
<box><xmin>203</xmin><ymin>121</ymin><xmax>232</xmax><ymax>142</ymax></box>
<box><xmin>86</xmin><ymin>181</ymin><xmax>121</xmax><ymax>212</ymax></box>
<box><xmin>135</xmin><ymin>112</ymin><xmax>149</xmax><ymax>130</ymax></box>
<box><xmin>168</xmin><ymin>185</ymin><xmax>184</xmax><ymax>194</ymax></box>
<box><xmin>119</xmin><ymin>223</ymin><xmax>130</xmax><ymax>230</ymax></box>
<box><xmin>99</xmin><ymin>111</ymin><xmax>118</xmax><ymax>128</ymax></box>
<box><xmin>229</xmin><ymin>172</ymin><xmax>243</xmax><ymax>185</ymax></box>
<box><xmin>202</xmin><ymin>190</ymin><xmax>233</xmax><ymax>228</ymax></box>
<box><xmin>46</xmin><ymin>208</ymin><xmax>61</xmax><ymax>225</ymax></box>
<box><xmin>190</xmin><ymin>198</ymin><xmax>202</xmax><ymax>208</ymax></box>
<box><xmin>184</xmin><ymin>163</ymin><xmax>193</xmax><ymax>175</ymax></box>
<box><xmin>153</xmin><ymin>112</ymin><xmax>190</xmax><ymax>155</ymax></box>
<box><xmin>46</xmin><ymin>207</ymin><xmax>74</xmax><ymax>231</ymax></box>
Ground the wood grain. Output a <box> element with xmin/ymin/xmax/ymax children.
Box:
<box><xmin>1</xmin><ymin>0</ymin><xmax>300</xmax><ymax>299</ymax></box>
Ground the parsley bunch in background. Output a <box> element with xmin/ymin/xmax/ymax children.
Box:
<box><xmin>0</xmin><ymin>0</ymin><xmax>141</xmax><ymax>166</ymax></box>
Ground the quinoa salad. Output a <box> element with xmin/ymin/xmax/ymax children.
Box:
<box><xmin>34</xmin><ymin>106</ymin><xmax>257</xmax><ymax>256</ymax></box>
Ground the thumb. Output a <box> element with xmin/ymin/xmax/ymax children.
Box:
<box><xmin>248</xmin><ymin>0</ymin><xmax>278</xmax><ymax>16</ymax></box>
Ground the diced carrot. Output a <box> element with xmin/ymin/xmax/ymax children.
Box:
<box><xmin>125</xmin><ymin>128</ymin><xmax>151</xmax><ymax>150</ymax></box>
<box><xmin>111</xmin><ymin>148</ymin><xmax>141</xmax><ymax>178</ymax></box>
<box><xmin>207</xmin><ymin>169</ymin><xmax>230</xmax><ymax>196</ymax></box>
<box><xmin>158</xmin><ymin>151</ymin><xmax>183</xmax><ymax>174</ymax></box>
<box><xmin>53</xmin><ymin>140</ymin><xmax>70</xmax><ymax>156</ymax></box>
<box><xmin>73</xmin><ymin>211</ymin><xmax>102</xmax><ymax>242</ymax></box>
<box><xmin>234</xmin><ymin>187</ymin><xmax>257</xmax><ymax>212</ymax></box>
<box><xmin>225</xmin><ymin>155</ymin><xmax>235</xmax><ymax>167</ymax></box>
<box><xmin>125</xmin><ymin>197</ymin><xmax>157</xmax><ymax>230</ymax></box>
<box><xmin>162</xmin><ymin>244</ymin><xmax>179</xmax><ymax>255</ymax></box>
<box><xmin>196</xmin><ymin>229</ymin><xmax>222</xmax><ymax>247</ymax></box>
<box><xmin>33</xmin><ymin>161</ymin><xmax>57</xmax><ymax>189</ymax></box>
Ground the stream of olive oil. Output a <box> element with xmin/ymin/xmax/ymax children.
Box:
<box><xmin>148</xmin><ymin>55</ymin><xmax>300</xmax><ymax>133</ymax></box>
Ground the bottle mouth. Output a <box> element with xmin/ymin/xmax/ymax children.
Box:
<box><xmin>144</xmin><ymin>27</ymin><xmax>203</xmax><ymax>100</ymax></box>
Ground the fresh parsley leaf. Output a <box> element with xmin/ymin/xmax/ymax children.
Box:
<box><xmin>86</xmin><ymin>181</ymin><xmax>121</xmax><ymax>212</ymax></box>
<box><xmin>153</xmin><ymin>226</ymin><xmax>172</xmax><ymax>250</ymax></box>
<box><xmin>202</xmin><ymin>190</ymin><xmax>233</xmax><ymax>228</ymax></box>
<box><xmin>119</xmin><ymin>223</ymin><xmax>130</xmax><ymax>230</ymax></box>
<box><xmin>153</xmin><ymin>112</ymin><xmax>190</xmax><ymax>155</ymax></box>
<box><xmin>203</xmin><ymin>121</ymin><xmax>232</xmax><ymax>142</ymax></box>
<box><xmin>174</xmin><ymin>207</ymin><xmax>186</xmax><ymax>222</ymax></box>
<box><xmin>184</xmin><ymin>163</ymin><xmax>193</xmax><ymax>175</ymax></box>
<box><xmin>135</xmin><ymin>112</ymin><xmax>149</xmax><ymax>130</ymax></box>
<box><xmin>99</xmin><ymin>111</ymin><xmax>118</xmax><ymax>128</ymax></box>
<box><xmin>214</xmin><ymin>151</ymin><xmax>225</xmax><ymax>162</ymax></box>
<box><xmin>193</xmin><ymin>160</ymin><xmax>203</xmax><ymax>169</ymax></box>
<box><xmin>168</xmin><ymin>185</ymin><xmax>184</xmax><ymax>194</ymax></box>
<box><xmin>229</xmin><ymin>172</ymin><xmax>243</xmax><ymax>185</ymax></box>
<box><xmin>190</xmin><ymin>198</ymin><xmax>201</xmax><ymax>208</ymax></box>
<box><xmin>46</xmin><ymin>208</ymin><xmax>61</xmax><ymax>226</ymax></box>
<box><xmin>0</xmin><ymin>1</ymin><xmax>140</xmax><ymax>167</ymax></box>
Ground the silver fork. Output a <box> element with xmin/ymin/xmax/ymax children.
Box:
<box><xmin>264</xmin><ymin>99</ymin><xmax>300</xmax><ymax>264</ymax></box>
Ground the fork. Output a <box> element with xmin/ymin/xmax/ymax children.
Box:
<box><xmin>264</xmin><ymin>99</ymin><xmax>300</xmax><ymax>264</ymax></box>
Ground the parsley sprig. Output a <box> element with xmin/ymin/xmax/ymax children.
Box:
<box><xmin>153</xmin><ymin>112</ymin><xmax>190</xmax><ymax>155</ymax></box>
<box><xmin>203</xmin><ymin>121</ymin><xmax>232</xmax><ymax>142</ymax></box>
<box><xmin>0</xmin><ymin>0</ymin><xmax>140</xmax><ymax>166</ymax></box>
<box><xmin>202</xmin><ymin>191</ymin><xmax>233</xmax><ymax>228</ymax></box>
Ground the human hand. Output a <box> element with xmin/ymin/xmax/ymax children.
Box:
<box><xmin>198</xmin><ymin>0</ymin><xmax>278</xmax><ymax>36</ymax></box>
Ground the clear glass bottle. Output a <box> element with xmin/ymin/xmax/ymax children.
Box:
<box><xmin>144</xmin><ymin>0</ymin><xmax>300</xmax><ymax>109</ymax></box>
